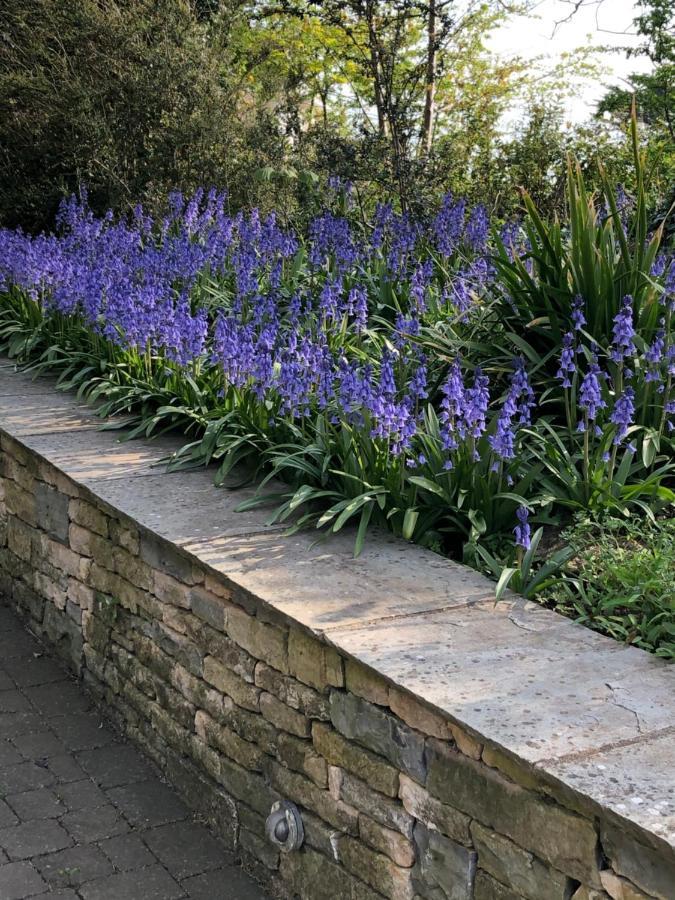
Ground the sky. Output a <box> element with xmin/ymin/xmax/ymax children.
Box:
<box><xmin>488</xmin><ymin>0</ymin><xmax>652</xmax><ymax>122</ymax></box>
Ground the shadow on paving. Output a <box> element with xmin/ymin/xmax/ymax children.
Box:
<box><xmin>0</xmin><ymin>602</ymin><xmax>269</xmax><ymax>900</ymax></box>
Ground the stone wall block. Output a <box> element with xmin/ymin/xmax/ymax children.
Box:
<box><xmin>109</xmin><ymin>519</ymin><xmax>140</xmax><ymax>555</ymax></box>
<box><xmin>448</xmin><ymin>724</ymin><xmax>483</xmax><ymax>761</ymax></box>
<box><xmin>154</xmin><ymin>622</ymin><xmax>203</xmax><ymax>677</ymax></box>
<box><xmin>4</xmin><ymin>479</ymin><xmax>37</xmax><ymax>526</ymax></box>
<box><xmin>38</xmin><ymin>461</ymin><xmax>80</xmax><ymax>498</ymax></box>
<box><xmin>190</xmin><ymin>585</ymin><xmax>228</xmax><ymax>630</ymax></box>
<box><xmin>204</xmin><ymin>573</ymin><xmax>233</xmax><ymax>600</ymax></box>
<box><xmin>398</xmin><ymin>774</ymin><xmax>472</xmax><ymax>847</ymax></box>
<box><xmin>600</xmin><ymin>823</ymin><xmax>675</xmax><ymax>900</ymax></box>
<box><xmin>112</xmin><ymin>546</ymin><xmax>152</xmax><ymax>591</ymax></box>
<box><xmin>470</xmin><ymin>821</ymin><xmax>575</xmax><ymax>900</ymax></box>
<box><xmin>426</xmin><ymin>740</ymin><xmax>601</xmax><ymax>887</ymax></box>
<box><xmin>13</xmin><ymin>579</ymin><xmax>45</xmax><ymax>623</ymax></box>
<box><xmin>266</xmin><ymin>760</ymin><xmax>359</xmax><ymax>835</ymax></box>
<box><xmin>255</xmin><ymin>662</ymin><xmax>330</xmax><ymax>720</ymax></box>
<box><xmin>220</xmin><ymin>695</ymin><xmax>279</xmax><ymax>755</ymax></box>
<box><xmin>276</xmin><ymin>731</ymin><xmax>328</xmax><ymax>788</ymax></box>
<box><xmin>389</xmin><ymin>687</ymin><xmax>453</xmax><ymax>741</ymax></box>
<box><xmin>330</xmin><ymin>691</ymin><xmax>427</xmax><ymax>785</ymax></box>
<box><xmin>413</xmin><ymin>821</ymin><xmax>477</xmax><ymax>900</ymax></box>
<box><xmin>337</xmin><ymin>835</ymin><xmax>415</xmax><ymax>900</ymax></box>
<box><xmin>140</xmin><ymin>532</ymin><xmax>197</xmax><ymax>583</ymax></box>
<box><xmin>359</xmin><ymin>815</ymin><xmax>415</xmax><ymax>867</ymax></box>
<box><xmin>280</xmin><ymin>845</ymin><xmax>374</xmax><ymax>900</ymax></box>
<box><xmin>195</xmin><ymin>710</ymin><xmax>265</xmax><ymax>772</ymax></box>
<box><xmin>7</xmin><ymin>516</ymin><xmax>33</xmax><ymax>561</ymax></box>
<box><xmin>227</xmin><ymin>604</ymin><xmax>288</xmax><ymax>673</ymax></box>
<box><xmin>288</xmin><ymin>628</ymin><xmax>344</xmax><ymax>691</ymax></box>
<box><xmin>67</xmin><ymin>577</ymin><xmax>94</xmax><ymax>611</ymax></box>
<box><xmin>260</xmin><ymin>691</ymin><xmax>311</xmax><ymax>738</ymax></box>
<box><xmin>170</xmin><ymin>662</ymin><xmax>224</xmax><ymax>721</ymax></box>
<box><xmin>204</xmin><ymin>626</ymin><xmax>257</xmax><ymax>683</ymax></box>
<box><xmin>164</xmin><ymin>747</ymin><xmax>238</xmax><ymax>850</ymax></box>
<box><xmin>331</xmin><ymin>768</ymin><xmax>413</xmax><ymax>839</ymax></box>
<box><xmin>33</xmin><ymin>571</ymin><xmax>67</xmax><ymax>609</ymax></box>
<box><xmin>313</xmin><ymin>721</ymin><xmax>399</xmax><ymax>798</ymax></box>
<box><xmin>42</xmin><ymin>602</ymin><xmax>83</xmax><ymax>670</ymax></box>
<box><xmin>35</xmin><ymin>481</ymin><xmax>70</xmax><ymax>542</ymax></box>
<box><xmin>599</xmin><ymin>869</ymin><xmax>654</xmax><ymax>900</ymax></box>
<box><xmin>203</xmin><ymin>656</ymin><xmax>261</xmax><ymax>711</ymax></box>
<box><xmin>69</xmin><ymin>498</ymin><xmax>108</xmax><ymax>536</ymax></box>
<box><xmin>1</xmin><ymin>453</ymin><xmax>34</xmax><ymax>491</ymax></box>
<box><xmin>239</xmin><ymin>825</ymin><xmax>281</xmax><ymax>871</ymax></box>
<box><xmin>219</xmin><ymin>754</ymin><xmax>278</xmax><ymax>816</ymax></box>
<box><xmin>343</xmin><ymin>658</ymin><xmax>390</xmax><ymax>707</ymax></box>
<box><xmin>480</xmin><ymin>745</ymin><xmax>541</xmax><ymax>792</ymax></box>
<box><xmin>39</xmin><ymin>533</ymin><xmax>87</xmax><ymax>580</ymax></box>
<box><xmin>473</xmin><ymin>870</ymin><xmax>526</xmax><ymax>900</ymax></box>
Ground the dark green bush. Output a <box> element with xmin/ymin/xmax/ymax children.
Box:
<box><xmin>0</xmin><ymin>0</ymin><xmax>291</xmax><ymax>230</ymax></box>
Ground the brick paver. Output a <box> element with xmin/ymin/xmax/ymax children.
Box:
<box><xmin>0</xmin><ymin>604</ymin><xmax>268</xmax><ymax>900</ymax></box>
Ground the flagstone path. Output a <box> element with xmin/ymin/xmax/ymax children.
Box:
<box><xmin>0</xmin><ymin>603</ymin><xmax>268</xmax><ymax>900</ymax></box>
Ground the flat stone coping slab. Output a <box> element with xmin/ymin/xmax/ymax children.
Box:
<box><xmin>1</xmin><ymin>361</ymin><xmax>673</xmax><ymax>859</ymax></box>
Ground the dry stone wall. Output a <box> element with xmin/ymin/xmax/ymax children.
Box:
<box><xmin>0</xmin><ymin>426</ymin><xmax>673</xmax><ymax>900</ymax></box>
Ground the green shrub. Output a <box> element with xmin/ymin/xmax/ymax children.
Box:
<box><xmin>541</xmin><ymin>513</ymin><xmax>675</xmax><ymax>658</ymax></box>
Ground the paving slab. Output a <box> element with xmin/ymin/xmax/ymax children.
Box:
<box><xmin>76</xmin><ymin>745</ymin><xmax>154</xmax><ymax>789</ymax></box>
<box><xmin>142</xmin><ymin>820</ymin><xmax>226</xmax><ymax>879</ymax></box>
<box><xmin>183</xmin><ymin>529</ymin><xmax>497</xmax><ymax>631</ymax></box>
<box><xmin>105</xmin><ymin>781</ymin><xmax>190</xmax><ymax>829</ymax></box>
<box><xmin>0</xmin><ymin>604</ymin><xmax>269</xmax><ymax>900</ymax></box>
<box><xmin>547</xmin><ymin>729</ymin><xmax>675</xmax><ymax>847</ymax></box>
<box><xmin>77</xmin><ymin>865</ymin><xmax>184</xmax><ymax>900</ymax></box>
<box><xmin>326</xmin><ymin>598</ymin><xmax>673</xmax><ymax>764</ymax></box>
<box><xmin>0</xmin><ymin>400</ymin><xmax>102</xmax><ymax>436</ymax></box>
<box><xmin>0</xmin><ymin>368</ymin><xmax>62</xmax><ymax>397</ymax></box>
<box><xmin>89</xmin><ymin>470</ymin><xmax>283</xmax><ymax>546</ymax></box>
<box><xmin>0</xmin><ymin>860</ymin><xmax>47</xmax><ymax>899</ymax></box>
<box><xmin>15</xmin><ymin>431</ymin><xmax>180</xmax><ymax>484</ymax></box>
<box><xmin>33</xmin><ymin>844</ymin><xmax>113</xmax><ymax>889</ymax></box>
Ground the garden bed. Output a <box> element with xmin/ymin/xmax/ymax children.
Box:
<box><xmin>1</xmin><ymin>156</ymin><xmax>674</xmax><ymax>657</ymax></box>
<box><xmin>1</xmin><ymin>359</ymin><xmax>674</xmax><ymax>900</ymax></box>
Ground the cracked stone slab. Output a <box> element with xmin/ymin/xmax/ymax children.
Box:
<box><xmin>182</xmin><ymin>528</ymin><xmax>497</xmax><ymax>631</ymax></box>
<box><xmin>326</xmin><ymin>599</ymin><xmax>675</xmax><ymax>764</ymax></box>
<box><xmin>546</xmin><ymin>730</ymin><xmax>675</xmax><ymax>851</ymax></box>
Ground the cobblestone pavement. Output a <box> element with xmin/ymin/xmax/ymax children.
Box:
<box><xmin>0</xmin><ymin>604</ymin><xmax>269</xmax><ymax>900</ymax></box>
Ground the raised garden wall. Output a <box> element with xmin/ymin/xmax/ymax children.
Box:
<box><xmin>0</xmin><ymin>360</ymin><xmax>674</xmax><ymax>900</ymax></box>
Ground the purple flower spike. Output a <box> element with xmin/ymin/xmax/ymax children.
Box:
<box><xmin>610</xmin><ymin>387</ymin><xmax>635</xmax><ymax>446</ymax></box>
<box><xmin>578</xmin><ymin>356</ymin><xmax>607</xmax><ymax>425</ymax></box>
<box><xmin>514</xmin><ymin>506</ymin><xmax>531</xmax><ymax>551</ymax></box>
<box><xmin>611</xmin><ymin>295</ymin><xmax>636</xmax><ymax>363</ymax></box>
<box><xmin>556</xmin><ymin>332</ymin><xmax>576</xmax><ymax>388</ymax></box>
<box><xmin>571</xmin><ymin>295</ymin><xmax>586</xmax><ymax>331</ymax></box>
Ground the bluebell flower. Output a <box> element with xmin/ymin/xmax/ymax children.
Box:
<box><xmin>611</xmin><ymin>295</ymin><xmax>636</xmax><ymax>363</ymax></box>
<box><xmin>514</xmin><ymin>506</ymin><xmax>531</xmax><ymax>551</ymax></box>
<box><xmin>577</xmin><ymin>356</ymin><xmax>607</xmax><ymax>429</ymax></box>
<box><xmin>610</xmin><ymin>387</ymin><xmax>635</xmax><ymax>445</ymax></box>
<box><xmin>557</xmin><ymin>332</ymin><xmax>576</xmax><ymax>388</ymax></box>
<box><xmin>571</xmin><ymin>295</ymin><xmax>586</xmax><ymax>331</ymax></box>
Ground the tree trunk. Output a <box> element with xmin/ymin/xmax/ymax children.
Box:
<box><xmin>420</xmin><ymin>0</ymin><xmax>437</xmax><ymax>155</ymax></box>
<box><xmin>365</xmin><ymin>2</ymin><xmax>388</xmax><ymax>135</ymax></box>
